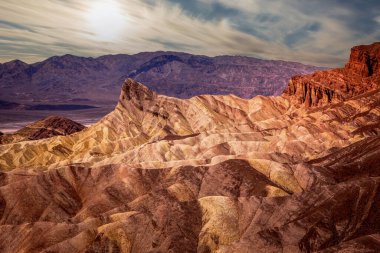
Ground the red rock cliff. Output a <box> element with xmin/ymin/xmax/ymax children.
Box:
<box><xmin>346</xmin><ymin>43</ymin><xmax>380</xmax><ymax>76</ymax></box>
<box><xmin>285</xmin><ymin>42</ymin><xmax>380</xmax><ymax>107</ymax></box>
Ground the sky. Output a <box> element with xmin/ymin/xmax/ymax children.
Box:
<box><xmin>0</xmin><ymin>0</ymin><xmax>379</xmax><ymax>67</ymax></box>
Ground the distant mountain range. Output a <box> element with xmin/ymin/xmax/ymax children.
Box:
<box><xmin>0</xmin><ymin>52</ymin><xmax>322</xmax><ymax>107</ymax></box>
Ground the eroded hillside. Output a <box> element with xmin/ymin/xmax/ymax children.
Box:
<box><xmin>0</xmin><ymin>43</ymin><xmax>380</xmax><ymax>253</ymax></box>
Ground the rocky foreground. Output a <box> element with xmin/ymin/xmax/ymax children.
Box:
<box><xmin>0</xmin><ymin>43</ymin><xmax>379</xmax><ymax>253</ymax></box>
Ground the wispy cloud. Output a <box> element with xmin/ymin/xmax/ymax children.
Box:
<box><xmin>0</xmin><ymin>0</ymin><xmax>379</xmax><ymax>66</ymax></box>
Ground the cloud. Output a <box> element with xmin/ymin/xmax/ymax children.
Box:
<box><xmin>0</xmin><ymin>0</ymin><xmax>379</xmax><ymax>66</ymax></box>
<box><xmin>0</xmin><ymin>20</ymin><xmax>35</xmax><ymax>32</ymax></box>
<box><xmin>375</xmin><ymin>16</ymin><xmax>380</xmax><ymax>24</ymax></box>
<box><xmin>284</xmin><ymin>22</ymin><xmax>322</xmax><ymax>47</ymax></box>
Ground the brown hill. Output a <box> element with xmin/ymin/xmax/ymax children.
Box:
<box><xmin>0</xmin><ymin>116</ymin><xmax>85</xmax><ymax>144</ymax></box>
<box><xmin>0</xmin><ymin>43</ymin><xmax>379</xmax><ymax>252</ymax></box>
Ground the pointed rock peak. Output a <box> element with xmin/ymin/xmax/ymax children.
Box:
<box><xmin>120</xmin><ymin>78</ymin><xmax>157</xmax><ymax>102</ymax></box>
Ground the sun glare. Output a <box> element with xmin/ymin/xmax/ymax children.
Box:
<box><xmin>85</xmin><ymin>0</ymin><xmax>126</xmax><ymax>41</ymax></box>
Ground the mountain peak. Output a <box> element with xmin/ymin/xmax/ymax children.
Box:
<box><xmin>120</xmin><ymin>78</ymin><xmax>157</xmax><ymax>102</ymax></box>
<box><xmin>117</xmin><ymin>79</ymin><xmax>158</xmax><ymax>112</ymax></box>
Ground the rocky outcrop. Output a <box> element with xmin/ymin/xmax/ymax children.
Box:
<box><xmin>285</xmin><ymin>42</ymin><xmax>380</xmax><ymax>107</ymax></box>
<box><xmin>346</xmin><ymin>43</ymin><xmax>380</xmax><ymax>76</ymax></box>
<box><xmin>120</xmin><ymin>78</ymin><xmax>157</xmax><ymax>102</ymax></box>
<box><xmin>0</xmin><ymin>116</ymin><xmax>85</xmax><ymax>144</ymax></box>
<box><xmin>118</xmin><ymin>78</ymin><xmax>158</xmax><ymax>112</ymax></box>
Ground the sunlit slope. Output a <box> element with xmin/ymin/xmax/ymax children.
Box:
<box><xmin>1</xmin><ymin>79</ymin><xmax>378</xmax><ymax>172</ymax></box>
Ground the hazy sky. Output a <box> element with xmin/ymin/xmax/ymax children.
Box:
<box><xmin>0</xmin><ymin>0</ymin><xmax>379</xmax><ymax>66</ymax></box>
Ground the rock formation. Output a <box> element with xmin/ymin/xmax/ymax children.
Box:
<box><xmin>346</xmin><ymin>43</ymin><xmax>380</xmax><ymax>76</ymax></box>
<box><xmin>0</xmin><ymin>43</ymin><xmax>379</xmax><ymax>252</ymax></box>
<box><xmin>285</xmin><ymin>42</ymin><xmax>380</xmax><ymax>107</ymax></box>
<box><xmin>0</xmin><ymin>116</ymin><xmax>85</xmax><ymax>144</ymax></box>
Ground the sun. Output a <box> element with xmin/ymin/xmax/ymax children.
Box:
<box><xmin>85</xmin><ymin>0</ymin><xmax>126</xmax><ymax>41</ymax></box>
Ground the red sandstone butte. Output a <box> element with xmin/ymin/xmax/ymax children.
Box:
<box><xmin>285</xmin><ymin>42</ymin><xmax>380</xmax><ymax>107</ymax></box>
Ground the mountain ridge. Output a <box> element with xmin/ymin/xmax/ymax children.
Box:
<box><xmin>0</xmin><ymin>51</ymin><xmax>322</xmax><ymax>105</ymax></box>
